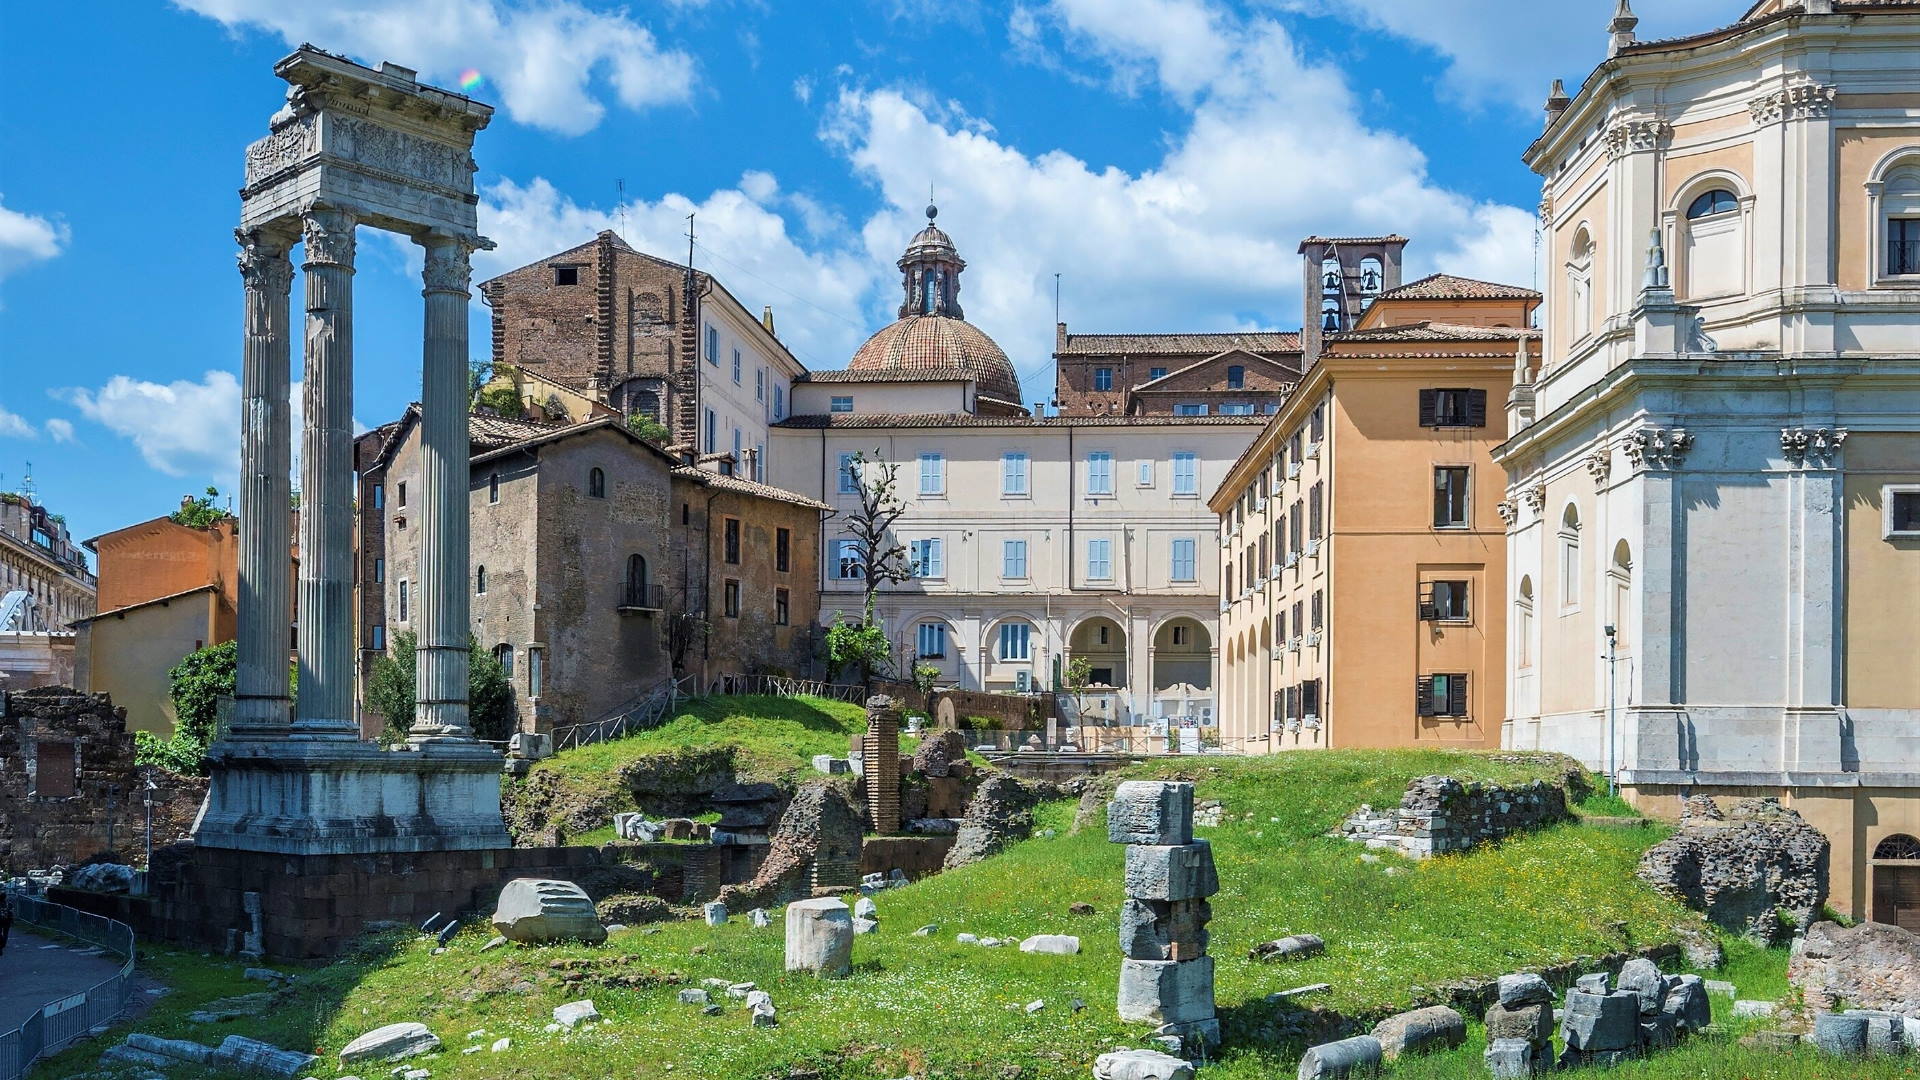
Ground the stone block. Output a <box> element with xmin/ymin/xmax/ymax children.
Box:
<box><xmin>1731</xmin><ymin>999</ymin><xmax>1777</xmax><ymax>1019</ymax></box>
<box><xmin>703</xmin><ymin>901</ymin><xmax>728</xmax><ymax>926</ymax></box>
<box><xmin>1249</xmin><ymin>933</ymin><xmax>1324</xmax><ymax>963</ymax></box>
<box><xmin>1849</xmin><ymin>1010</ymin><xmax>1909</xmax><ymax>1056</ymax></box>
<box><xmin>209</xmin><ymin>1035</ymin><xmax>318</xmax><ymax>1078</ymax></box>
<box><xmin>1617</xmin><ymin>957</ymin><xmax>1666</xmax><ymax>1015</ymax></box>
<box><xmin>553</xmin><ymin>1000</ymin><xmax>600</xmax><ymax>1029</ymax></box>
<box><xmin>1497</xmin><ymin>973</ymin><xmax>1553</xmax><ymax>1007</ymax></box>
<box><xmin>1483</xmin><ymin>1001</ymin><xmax>1552</xmax><ymax>1044</ymax></box>
<box><xmin>1661</xmin><ymin>974</ymin><xmax>1711</xmax><ymax>1033</ymax></box>
<box><xmin>1813</xmin><ymin>1012</ymin><xmax>1869</xmax><ymax>1056</ymax></box>
<box><xmin>490</xmin><ymin>879</ymin><xmax>605</xmax><ymax>945</ymax></box>
<box><xmin>1108</xmin><ymin>781</ymin><xmax>1195</xmax><ymax>845</ymax></box>
<box><xmin>1574</xmin><ymin>972</ymin><xmax>1611</xmax><ymax>995</ymax></box>
<box><xmin>1117</xmin><ymin>957</ymin><xmax>1215</xmax><ymax>1025</ymax></box>
<box><xmin>339</xmin><ymin>1023</ymin><xmax>441</xmax><ymax>1064</ymax></box>
<box><xmin>1640</xmin><ymin>1012</ymin><xmax>1679</xmax><ymax>1051</ymax></box>
<box><xmin>1484</xmin><ymin>1037</ymin><xmax>1547</xmax><ymax>1079</ymax></box>
<box><xmin>1560</xmin><ymin>990</ymin><xmax>1639</xmax><ymax>1052</ymax></box>
<box><xmin>1370</xmin><ymin>1005</ymin><xmax>1464</xmax><ymax>1060</ymax></box>
<box><xmin>852</xmin><ymin>917</ymin><xmax>879</xmax><ymax>935</ymax></box>
<box><xmin>1092</xmin><ymin>1048</ymin><xmax>1195</xmax><ymax>1080</ymax></box>
<box><xmin>1295</xmin><ymin>1034</ymin><xmax>1382</xmax><ymax>1079</ymax></box>
<box><xmin>1123</xmin><ymin>841</ymin><xmax>1218</xmax><ymax>902</ymax></box>
<box><xmin>1119</xmin><ymin>898</ymin><xmax>1211</xmax><ymax>961</ymax></box>
<box><xmin>124</xmin><ymin>1034</ymin><xmax>216</xmax><ymax>1065</ymax></box>
<box><xmin>784</xmin><ymin>897</ymin><xmax>854</xmax><ymax>978</ymax></box>
<box><xmin>1018</xmin><ymin>934</ymin><xmax>1080</xmax><ymax>955</ymax></box>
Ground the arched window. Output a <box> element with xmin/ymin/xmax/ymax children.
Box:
<box><xmin>1558</xmin><ymin>505</ymin><xmax>1583</xmax><ymax>611</ymax></box>
<box><xmin>1359</xmin><ymin>256</ymin><xmax>1384</xmax><ymax>295</ymax></box>
<box><xmin>1567</xmin><ymin>227</ymin><xmax>1596</xmax><ymax>341</ymax></box>
<box><xmin>488</xmin><ymin>473</ymin><xmax>500</xmax><ymax>504</ymax></box>
<box><xmin>1875</xmin><ymin>834</ymin><xmax>1920</xmax><ymax>860</ymax></box>
<box><xmin>475</xmin><ymin>565</ymin><xmax>487</xmax><ymax>594</ymax></box>
<box><xmin>492</xmin><ymin>642</ymin><xmax>513</xmax><ymax>678</ymax></box>
<box><xmin>1321</xmin><ymin>257</ymin><xmax>1341</xmax><ymax>293</ymax></box>
<box><xmin>1680</xmin><ymin>184</ymin><xmax>1746</xmax><ymax>298</ymax></box>
<box><xmin>1320</xmin><ymin>301</ymin><xmax>1341</xmax><ymax>333</ymax></box>
<box><xmin>1874</xmin><ymin>153</ymin><xmax>1920</xmax><ymax>280</ymax></box>
<box><xmin>1609</xmin><ymin>540</ymin><xmax>1632</xmax><ymax>648</ymax></box>
<box><xmin>1516</xmin><ymin>575</ymin><xmax>1535</xmax><ymax>669</ymax></box>
<box><xmin>589</xmin><ymin>467</ymin><xmax>606</xmax><ymax>498</ymax></box>
<box><xmin>625</xmin><ymin>553</ymin><xmax>650</xmax><ymax>607</ymax></box>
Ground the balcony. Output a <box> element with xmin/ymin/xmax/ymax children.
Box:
<box><xmin>618</xmin><ymin>582</ymin><xmax>665</xmax><ymax>613</ymax></box>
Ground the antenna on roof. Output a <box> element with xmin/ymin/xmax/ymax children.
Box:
<box><xmin>1054</xmin><ymin>273</ymin><xmax>1062</xmax><ymax>325</ymax></box>
<box><xmin>686</xmin><ymin>212</ymin><xmax>696</xmax><ymax>272</ymax></box>
<box><xmin>616</xmin><ymin>178</ymin><xmax>627</xmax><ymax>240</ymax></box>
<box><xmin>21</xmin><ymin>461</ymin><xmax>34</xmax><ymax>505</ymax></box>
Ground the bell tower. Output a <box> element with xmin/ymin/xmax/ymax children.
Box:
<box><xmin>1298</xmin><ymin>234</ymin><xmax>1409</xmax><ymax>367</ymax></box>
<box><xmin>896</xmin><ymin>203</ymin><xmax>967</xmax><ymax>319</ymax></box>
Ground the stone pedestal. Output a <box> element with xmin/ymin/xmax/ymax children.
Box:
<box><xmin>1108</xmin><ymin>780</ymin><xmax>1219</xmax><ymax>1048</ymax></box>
<box><xmin>194</xmin><ymin>739</ymin><xmax>509</xmax><ymax>854</ymax></box>
<box><xmin>784</xmin><ymin>897</ymin><xmax>853</xmax><ymax>978</ymax></box>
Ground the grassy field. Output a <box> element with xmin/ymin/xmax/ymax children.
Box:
<box><xmin>49</xmin><ymin>745</ymin><xmax>1882</xmax><ymax>1080</ymax></box>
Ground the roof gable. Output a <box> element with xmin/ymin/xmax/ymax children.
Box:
<box><xmin>1131</xmin><ymin>349</ymin><xmax>1300</xmax><ymax>392</ymax></box>
<box><xmin>1375</xmin><ymin>273</ymin><xmax>1541</xmax><ymax>303</ymax></box>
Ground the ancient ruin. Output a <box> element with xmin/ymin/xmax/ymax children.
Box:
<box><xmin>1636</xmin><ymin>796</ymin><xmax>1829</xmax><ymax>942</ymax></box>
<box><xmin>1109</xmin><ymin>780</ymin><xmax>1219</xmax><ymax>1050</ymax></box>
<box><xmin>1338</xmin><ymin>775</ymin><xmax>1569</xmax><ymax>859</ymax></box>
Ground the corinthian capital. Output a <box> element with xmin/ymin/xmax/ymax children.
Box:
<box><xmin>301</xmin><ymin>209</ymin><xmax>357</xmax><ymax>268</ymax></box>
<box><xmin>235</xmin><ymin>228</ymin><xmax>294</xmax><ymax>295</ymax></box>
<box><xmin>420</xmin><ymin>236</ymin><xmax>475</xmax><ymax>295</ymax></box>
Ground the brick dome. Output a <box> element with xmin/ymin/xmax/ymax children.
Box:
<box><xmin>848</xmin><ymin>314</ymin><xmax>1023</xmax><ymax>404</ymax></box>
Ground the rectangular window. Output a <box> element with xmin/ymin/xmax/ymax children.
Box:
<box><xmin>1002</xmin><ymin>539</ymin><xmax>1028</xmax><ymax>579</ymax></box>
<box><xmin>1419</xmin><ymin>673</ymin><xmax>1469</xmax><ymax>718</ymax></box>
<box><xmin>1421</xmin><ymin>580</ymin><xmax>1470</xmax><ymax>621</ymax></box>
<box><xmin>373</xmin><ymin>557</ymin><xmax>384</xmax><ymax>584</ymax></box>
<box><xmin>1172</xmin><ymin>452</ymin><xmax>1198</xmax><ymax>495</ymax></box>
<box><xmin>1301</xmin><ymin>678</ymin><xmax>1321</xmax><ymax>719</ymax></box>
<box><xmin>1310</xmin><ymin>405</ymin><xmax>1325</xmax><ymax>442</ymax></box>
<box><xmin>397</xmin><ymin>481</ymin><xmax>407</xmax><ymax>508</ymax></box>
<box><xmin>706</xmin><ymin>325</ymin><xmax>719</xmax><ymax>365</ymax></box>
<box><xmin>755</xmin><ymin>367</ymin><xmax>765</xmax><ymax>401</ymax></box>
<box><xmin>1226</xmin><ymin>364</ymin><xmax>1245</xmax><ymax>389</ymax></box>
<box><xmin>919</xmin><ymin>452</ymin><xmax>945</xmax><ymax>496</ymax></box>
<box><xmin>31</xmin><ymin>741</ymin><xmax>77</xmax><ymax>798</ymax></box>
<box><xmin>773</xmin><ymin>385</ymin><xmax>785</xmax><ymax>420</ymax></box>
<box><xmin>371</xmin><ymin>624</ymin><xmax>385</xmax><ymax>651</ymax></box>
<box><xmin>1434</xmin><ymin>466</ymin><xmax>1470</xmax><ymax>528</ymax></box>
<box><xmin>1288</xmin><ymin>502</ymin><xmax>1303</xmax><ymax>553</ymax></box>
<box><xmin>398</xmin><ymin>580</ymin><xmax>409</xmax><ymax>622</ymax></box>
<box><xmin>731</xmin><ymin>347</ymin><xmax>742</xmax><ymax>384</ymax></box>
<box><xmin>1884</xmin><ymin>485</ymin><xmax>1920</xmax><ymax>538</ymax></box>
<box><xmin>724</xmin><ymin>518</ymin><xmax>740</xmax><ymax>564</ymax></box>
<box><xmin>1002</xmin><ymin>452</ymin><xmax>1029</xmax><ymax>496</ymax></box>
<box><xmin>918</xmin><ymin>622</ymin><xmax>947</xmax><ymax>659</ymax></box>
<box><xmin>911</xmin><ymin>538</ymin><xmax>944</xmax><ymax>578</ymax></box>
<box><xmin>998</xmin><ymin>622</ymin><xmax>1031</xmax><ymax>661</ymax></box>
<box><xmin>1420</xmin><ymin>388</ymin><xmax>1488</xmax><ymax>428</ymax></box>
<box><xmin>1150</xmin><ymin>366</ymin><xmax>1168</xmax><ymax>380</ymax></box>
<box><xmin>553</xmin><ymin>265</ymin><xmax>579</xmax><ymax>286</ymax></box>
<box><xmin>1175</xmin><ymin>403</ymin><xmax>1207</xmax><ymax>416</ymax></box>
<box><xmin>838</xmin><ymin>452</ymin><xmax>859</xmax><ymax>494</ymax></box>
<box><xmin>836</xmin><ymin>540</ymin><xmax>864</xmax><ymax>580</ymax></box>
<box><xmin>704</xmin><ymin>408</ymin><xmax>717</xmax><ymax>453</ymax></box>
<box><xmin>1309</xmin><ymin>482</ymin><xmax>1324</xmax><ymax>540</ymax></box>
<box><xmin>1087</xmin><ymin>451</ymin><xmax>1114</xmax><ymax>495</ymax></box>
<box><xmin>755</xmin><ymin>443</ymin><xmax>766</xmax><ymax>481</ymax></box>
<box><xmin>830</xmin><ymin>395</ymin><xmax>854</xmax><ymax>413</ymax></box>
<box><xmin>1220</xmin><ymin>403</ymin><xmax>1255</xmax><ymax>415</ymax></box>
<box><xmin>1138</xmin><ymin>460</ymin><xmax>1154</xmax><ymax>487</ymax></box>
<box><xmin>1172</xmin><ymin>625</ymin><xmax>1189</xmax><ymax>646</ymax></box>
<box><xmin>529</xmin><ymin>646</ymin><xmax>544</xmax><ymax>698</ymax></box>
<box><xmin>724</xmin><ymin>579</ymin><xmax>740</xmax><ymax>618</ymax></box>
<box><xmin>1087</xmin><ymin>537</ymin><xmax>1112</xmax><ymax>580</ymax></box>
<box><xmin>371</xmin><ymin>483</ymin><xmax>384</xmax><ymax>509</ymax></box>
<box><xmin>1094</xmin><ymin>367</ymin><xmax>1114</xmax><ymax>391</ymax></box>
<box><xmin>1171</xmin><ymin>537</ymin><xmax>1197</xmax><ymax>582</ymax></box>
<box><xmin>775</xmin><ymin>588</ymin><xmax>790</xmax><ymax>626</ymax></box>
<box><xmin>775</xmin><ymin>528</ymin><xmax>791</xmax><ymax>572</ymax></box>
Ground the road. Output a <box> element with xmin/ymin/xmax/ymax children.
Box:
<box><xmin>0</xmin><ymin>926</ymin><xmax>124</xmax><ymax>1034</ymax></box>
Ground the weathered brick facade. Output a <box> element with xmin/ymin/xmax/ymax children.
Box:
<box><xmin>1052</xmin><ymin>326</ymin><xmax>1303</xmax><ymax>415</ymax></box>
<box><xmin>670</xmin><ymin>469</ymin><xmax>825</xmax><ymax>685</ymax></box>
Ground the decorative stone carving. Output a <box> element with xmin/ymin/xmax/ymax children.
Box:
<box><xmin>1683</xmin><ymin>314</ymin><xmax>1718</xmax><ymax>353</ymax></box>
<box><xmin>1496</xmin><ymin>500</ymin><xmax>1518</xmax><ymax>526</ymax></box>
<box><xmin>1584</xmin><ymin>446</ymin><xmax>1612</xmax><ymax>486</ymax></box>
<box><xmin>1522</xmin><ymin>484</ymin><xmax>1546</xmax><ymax>513</ymax></box>
<box><xmin>1604</xmin><ymin>117</ymin><xmax>1670</xmax><ymax>160</ymax></box>
<box><xmin>236</xmin><ymin>231</ymin><xmax>294</xmax><ymax>296</ymax></box>
<box><xmin>1624</xmin><ymin>426</ymin><xmax>1693</xmax><ymax>470</ymax></box>
<box><xmin>1781</xmin><ymin>426</ymin><xmax>1847</xmax><ymax>466</ymax></box>
<box><xmin>243</xmin><ymin>115</ymin><xmax>317</xmax><ymax>188</ymax></box>
<box><xmin>1748</xmin><ymin>82</ymin><xmax>1837</xmax><ymax>126</ymax></box>
<box><xmin>331</xmin><ymin>115</ymin><xmax>476</xmax><ymax>193</ymax></box>
<box><xmin>421</xmin><ymin>239</ymin><xmax>473</xmax><ymax>295</ymax></box>
<box><xmin>301</xmin><ymin>210</ymin><xmax>357</xmax><ymax>267</ymax></box>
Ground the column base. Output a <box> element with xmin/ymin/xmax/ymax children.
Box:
<box><xmin>194</xmin><ymin>738</ymin><xmax>510</xmax><ymax>854</ymax></box>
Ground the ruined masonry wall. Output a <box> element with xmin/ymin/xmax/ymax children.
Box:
<box><xmin>1339</xmin><ymin>776</ymin><xmax>1570</xmax><ymax>858</ymax></box>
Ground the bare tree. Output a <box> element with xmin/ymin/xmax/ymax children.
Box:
<box><xmin>841</xmin><ymin>449</ymin><xmax>915</xmax><ymax>619</ymax></box>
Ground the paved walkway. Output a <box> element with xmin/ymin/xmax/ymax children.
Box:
<box><xmin>0</xmin><ymin>926</ymin><xmax>124</xmax><ymax>1034</ymax></box>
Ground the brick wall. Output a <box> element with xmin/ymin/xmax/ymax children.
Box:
<box><xmin>681</xmin><ymin>479</ymin><xmax>822</xmax><ymax>682</ymax></box>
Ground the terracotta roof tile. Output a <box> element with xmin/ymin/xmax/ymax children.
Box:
<box><xmin>1055</xmin><ymin>331</ymin><xmax>1302</xmax><ymax>357</ymax></box>
<box><xmin>1332</xmin><ymin>322</ymin><xmax>1540</xmax><ymax>343</ymax></box>
<box><xmin>797</xmin><ymin>367</ymin><xmax>977</xmax><ymax>383</ymax></box>
<box><xmin>1375</xmin><ymin>273</ymin><xmax>1542</xmax><ymax>302</ymax></box>
<box><xmin>670</xmin><ymin>467</ymin><xmax>831</xmax><ymax>510</ymax></box>
<box><xmin>1297</xmin><ymin>235</ymin><xmax>1410</xmax><ymax>252</ymax></box>
<box><xmin>775</xmin><ymin>413</ymin><xmax>1270</xmax><ymax>429</ymax></box>
<box><xmin>848</xmin><ymin>315</ymin><xmax>1022</xmax><ymax>402</ymax></box>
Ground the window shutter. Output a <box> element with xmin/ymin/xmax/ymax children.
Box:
<box><xmin>1467</xmin><ymin>389</ymin><xmax>1488</xmax><ymax>427</ymax></box>
<box><xmin>1418</xmin><ymin>389</ymin><xmax>1437</xmax><ymax>427</ymax></box>
<box><xmin>1303</xmin><ymin>679</ymin><xmax>1320</xmax><ymax>716</ymax></box>
<box><xmin>1449</xmin><ymin>674</ymin><xmax>1469</xmax><ymax>717</ymax></box>
<box><xmin>1416</xmin><ymin>677</ymin><xmax>1436</xmax><ymax>716</ymax></box>
<box><xmin>1417</xmin><ymin>584</ymin><xmax>1438</xmax><ymax>621</ymax></box>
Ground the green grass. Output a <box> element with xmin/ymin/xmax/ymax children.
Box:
<box><xmin>52</xmin><ymin>746</ymin><xmax>1844</xmax><ymax>1080</ymax></box>
<box><xmin>538</xmin><ymin>694</ymin><xmax>874</xmax><ymax>784</ymax></box>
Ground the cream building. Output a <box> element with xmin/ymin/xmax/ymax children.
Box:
<box><xmin>1498</xmin><ymin>0</ymin><xmax>1920</xmax><ymax>926</ymax></box>
<box><xmin>768</xmin><ymin>208</ymin><xmax>1265</xmax><ymax>730</ymax></box>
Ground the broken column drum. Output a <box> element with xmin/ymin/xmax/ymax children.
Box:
<box><xmin>1109</xmin><ymin>780</ymin><xmax>1219</xmax><ymax>1048</ymax></box>
<box><xmin>196</xmin><ymin>48</ymin><xmax>509</xmax><ymax>855</ymax></box>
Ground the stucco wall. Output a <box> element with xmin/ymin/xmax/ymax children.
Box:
<box><xmin>81</xmin><ymin>590</ymin><xmax>218</xmax><ymax>735</ymax></box>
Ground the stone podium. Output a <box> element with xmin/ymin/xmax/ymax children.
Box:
<box><xmin>195</xmin><ymin>46</ymin><xmax>507</xmax><ymax>856</ymax></box>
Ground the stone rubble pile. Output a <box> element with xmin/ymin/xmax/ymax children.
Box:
<box><xmin>1637</xmin><ymin>797</ymin><xmax>1829</xmax><ymax>942</ymax></box>
<box><xmin>1109</xmin><ymin>780</ymin><xmax>1219</xmax><ymax>1052</ymax></box>
<box><xmin>1338</xmin><ymin>776</ymin><xmax>1569</xmax><ymax>859</ymax></box>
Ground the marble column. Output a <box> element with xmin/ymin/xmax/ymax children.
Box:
<box><xmin>230</xmin><ymin>228</ymin><xmax>296</xmax><ymax>739</ymax></box>
<box><xmin>410</xmin><ymin>236</ymin><xmax>474</xmax><ymax>742</ymax></box>
<box><xmin>292</xmin><ymin>208</ymin><xmax>360</xmax><ymax>739</ymax></box>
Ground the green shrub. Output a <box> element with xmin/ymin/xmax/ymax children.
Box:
<box><xmin>365</xmin><ymin>631</ymin><xmax>517</xmax><ymax>742</ymax></box>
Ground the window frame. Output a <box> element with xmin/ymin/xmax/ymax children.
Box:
<box><xmin>917</xmin><ymin>621</ymin><xmax>948</xmax><ymax>659</ymax></box>
<box><xmin>723</xmin><ymin>517</ymin><xmax>741</xmax><ymax>565</ymax></box>
<box><xmin>1226</xmin><ymin>364</ymin><xmax>1245</xmax><ymax>389</ymax></box>
<box><xmin>1086</xmin><ymin>537</ymin><xmax>1113</xmax><ymax>581</ymax></box>
<box><xmin>910</xmin><ymin>537</ymin><xmax>945</xmax><ymax>579</ymax></box>
<box><xmin>774</xmin><ymin>587</ymin><xmax>790</xmax><ymax>626</ymax></box>
<box><xmin>588</xmin><ymin>467</ymin><xmax>606</xmax><ymax>499</ymax></box>
<box><xmin>1883</xmin><ymin>484</ymin><xmax>1920</xmax><ymax>539</ymax></box>
<box><xmin>1171</xmin><ymin>452</ymin><xmax>1199</xmax><ymax>496</ymax></box>
<box><xmin>775</xmin><ymin>528</ymin><xmax>791</xmax><ymax>573</ymax></box>
<box><xmin>830</xmin><ymin>395</ymin><xmax>855</xmax><ymax>413</ymax></box>
<box><xmin>837</xmin><ymin>452</ymin><xmax>859</xmax><ymax>495</ymax></box>
<box><xmin>1002</xmin><ymin>538</ymin><xmax>1029</xmax><ymax>580</ymax></box>
<box><xmin>723</xmin><ymin>579</ymin><xmax>741</xmax><ymax>618</ymax></box>
<box><xmin>998</xmin><ymin>621</ymin><xmax>1032</xmax><ymax>661</ymax></box>
<box><xmin>1432</xmin><ymin>466</ymin><xmax>1471</xmax><ymax>529</ymax></box>
<box><xmin>1001</xmin><ymin>451</ymin><xmax>1030</xmax><ymax>497</ymax></box>
<box><xmin>919</xmin><ymin>452</ymin><xmax>945</xmax><ymax>497</ymax></box>
<box><xmin>1093</xmin><ymin>367</ymin><xmax>1114</xmax><ymax>392</ymax></box>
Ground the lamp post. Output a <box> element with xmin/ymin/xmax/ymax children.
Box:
<box><xmin>1604</xmin><ymin>623</ymin><xmax>1619</xmax><ymax>798</ymax></box>
<box><xmin>141</xmin><ymin>769</ymin><xmax>159</xmax><ymax>871</ymax></box>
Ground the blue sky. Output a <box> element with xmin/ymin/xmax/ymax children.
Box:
<box><xmin>0</xmin><ymin>0</ymin><xmax>1746</xmax><ymax>552</ymax></box>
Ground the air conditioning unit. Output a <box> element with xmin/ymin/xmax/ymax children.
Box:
<box><xmin>1306</xmin><ymin>631</ymin><xmax>1322</xmax><ymax>647</ymax></box>
<box><xmin>1285</xmin><ymin>718</ymin><xmax>1302</xmax><ymax>733</ymax></box>
<box><xmin>1288</xmin><ymin>637</ymin><xmax>1302</xmax><ymax>653</ymax></box>
<box><xmin>1284</xmin><ymin>552</ymin><xmax>1299</xmax><ymax>569</ymax></box>
<box><xmin>1303</xmin><ymin>714</ymin><xmax>1322</xmax><ymax>731</ymax></box>
<box><xmin>1305</xmin><ymin>441</ymin><xmax>1321</xmax><ymax>460</ymax></box>
<box><xmin>1307</xmin><ymin>539</ymin><xmax>1322</xmax><ymax>557</ymax></box>
<box><xmin>1014</xmin><ymin>670</ymin><xmax>1032</xmax><ymax>692</ymax></box>
<box><xmin>1270</xmin><ymin>562</ymin><xmax>1284</xmax><ymax>577</ymax></box>
<box><xmin>1219</xmin><ymin>600</ymin><xmax>1231</xmax><ymax>613</ymax></box>
<box><xmin>1255</xmin><ymin>496</ymin><xmax>1268</xmax><ymax>512</ymax></box>
<box><xmin>1288</xmin><ymin>462</ymin><xmax>1302</xmax><ymax>479</ymax></box>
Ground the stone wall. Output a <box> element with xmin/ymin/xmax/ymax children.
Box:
<box><xmin>0</xmin><ymin>686</ymin><xmax>206</xmax><ymax>876</ymax></box>
<box><xmin>1338</xmin><ymin>775</ymin><xmax>1570</xmax><ymax>858</ymax></box>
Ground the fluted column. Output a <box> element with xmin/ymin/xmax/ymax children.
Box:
<box><xmin>292</xmin><ymin>208</ymin><xmax>359</xmax><ymax>739</ymax></box>
<box><xmin>410</xmin><ymin>235</ymin><xmax>475</xmax><ymax>742</ymax></box>
<box><xmin>230</xmin><ymin>227</ymin><xmax>296</xmax><ymax>739</ymax></box>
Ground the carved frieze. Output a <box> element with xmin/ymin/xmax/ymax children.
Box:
<box><xmin>1748</xmin><ymin>82</ymin><xmax>1837</xmax><ymax>126</ymax></box>
<box><xmin>243</xmin><ymin>115</ymin><xmax>317</xmax><ymax>188</ymax></box>
<box><xmin>1623</xmin><ymin>425</ymin><xmax>1694</xmax><ymax>470</ymax></box>
<box><xmin>1781</xmin><ymin>426</ymin><xmax>1848</xmax><ymax>467</ymax></box>
<box><xmin>330</xmin><ymin>115</ymin><xmax>474</xmax><ymax>192</ymax></box>
<box><xmin>1603</xmin><ymin>118</ymin><xmax>1671</xmax><ymax>160</ymax></box>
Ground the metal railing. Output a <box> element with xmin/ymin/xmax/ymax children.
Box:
<box><xmin>549</xmin><ymin>677</ymin><xmax>688</xmax><ymax>753</ymax></box>
<box><xmin>0</xmin><ymin>892</ymin><xmax>137</xmax><ymax>1080</ymax></box>
<box><xmin>710</xmin><ymin>672</ymin><xmax>868</xmax><ymax>704</ymax></box>
<box><xmin>1890</xmin><ymin>239</ymin><xmax>1920</xmax><ymax>277</ymax></box>
<box><xmin>617</xmin><ymin>582</ymin><xmax>665</xmax><ymax>610</ymax></box>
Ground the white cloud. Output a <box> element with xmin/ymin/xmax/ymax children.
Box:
<box><xmin>1300</xmin><ymin>0</ymin><xmax>1745</xmax><ymax>114</ymax></box>
<box><xmin>0</xmin><ymin>196</ymin><xmax>68</xmax><ymax>284</ymax></box>
<box><xmin>173</xmin><ymin>0</ymin><xmax>696</xmax><ymax>135</ymax></box>
<box><xmin>43</xmin><ymin>418</ymin><xmax>75</xmax><ymax>444</ymax></box>
<box><xmin>58</xmin><ymin>371</ymin><xmax>240</xmax><ymax>480</ymax></box>
<box><xmin>478</xmin><ymin>176</ymin><xmax>878</xmax><ymax>370</ymax></box>
<box><xmin>0</xmin><ymin>405</ymin><xmax>35</xmax><ymax>439</ymax></box>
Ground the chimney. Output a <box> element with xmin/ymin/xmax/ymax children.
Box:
<box><xmin>1544</xmin><ymin>79</ymin><xmax>1571</xmax><ymax>129</ymax></box>
<box><xmin>762</xmin><ymin>305</ymin><xmax>776</xmax><ymax>335</ymax></box>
